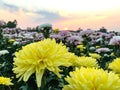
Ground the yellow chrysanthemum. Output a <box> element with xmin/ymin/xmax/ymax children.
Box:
<box><xmin>63</xmin><ymin>67</ymin><xmax>120</xmax><ymax>90</ymax></box>
<box><xmin>68</xmin><ymin>53</ymin><xmax>78</xmax><ymax>66</ymax></box>
<box><xmin>96</xmin><ymin>45</ymin><xmax>100</xmax><ymax>48</ymax></box>
<box><xmin>109</xmin><ymin>58</ymin><xmax>120</xmax><ymax>75</ymax></box>
<box><xmin>9</xmin><ymin>39</ymin><xmax>15</xmax><ymax>43</ymax></box>
<box><xmin>77</xmin><ymin>45</ymin><xmax>85</xmax><ymax>51</ymax></box>
<box><xmin>0</xmin><ymin>77</ymin><xmax>13</xmax><ymax>86</ymax></box>
<box><xmin>110</xmin><ymin>52</ymin><xmax>115</xmax><ymax>56</ymax></box>
<box><xmin>75</xmin><ymin>56</ymin><xmax>99</xmax><ymax>68</ymax></box>
<box><xmin>13</xmin><ymin>39</ymin><xmax>73</xmax><ymax>87</ymax></box>
<box><xmin>89</xmin><ymin>53</ymin><xmax>101</xmax><ymax>60</ymax></box>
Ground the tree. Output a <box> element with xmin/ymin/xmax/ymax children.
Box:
<box><xmin>99</xmin><ymin>27</ymin><xmax>107</xmax><ymax>33</ymax></box>
<box><xmin>6</xmin><ymin>20</ymin><xmax>17</xmax><ymax>28</ymax></box>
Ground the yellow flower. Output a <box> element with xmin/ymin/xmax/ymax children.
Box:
<box><xmin>75</xmin><ymin>56</ymin><xmax>99</xmax><ymax>68</ymax></box>
<box><xmin>53</xmin><ymin>28</ymin><xmax>59</xmax><ymax>34</ymax></box>
<box><xmin>111</xmin><ymin>52</ymin><xmax>115</xmax><ymax>56</ymax></box>
<box><xmin>89</xmin><ymin>53</ymin><xmax>101</xmax><ymax>60</ymax></box>
<box><xmin>109</xmin><ymin>58</ymin><xmax>120</xmax><ymax>75</ymax></box>
<box><xmin>96</xmin><ymin>45</ymin><xmax>100</xmax><ymax>48</ymax></box>
<box><xmin>63</xmin><ymin>67</ymin><xmax>120</xmax><ymax>90</ymax></box>
<box><xmin>9</xmin><ymin>39</ymin><xmax>15</xmax><ymax>43</ymax></box>
<box><xmin>68</xmin><ymin>53</ymin><xmax>78</xmax><ymax>66</ymax></box>
<box><xmin>13</xmin><ymin>39</ymin><xmax>72</xmax><ymax>87</ymax></box>
<box><xmin>77</xmin><ymin>45</ymin><xmax>85</xmax><ymax>52</ymax></box>
<box><xmin>0</xmin><ymin>77</ymin><xmax>13</xmax><ymax>86</ymax></box>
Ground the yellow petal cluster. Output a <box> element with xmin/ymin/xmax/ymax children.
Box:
<box><xmin>109</xmin><ymin>58</ymin><xmax>120</xmax><ymax>75</ymax></box>
<box><xmin>75</xmin><ymin>56</ymin><xmax>99</xmax><ymax>68</ymax></box>
<box><xmin>89</xmin><ymin>53</ymin><xmax>101</xmax><ymax>60</ymax></box>
<box><xmin>63</xmin><ymin>67</ymin><xmax>120</xmax><ymax>90</ymax></box>
<box><xmin>67</xmin><ymin>53</ymin><xmax>78</xmax><ymax>66</ymax></box>
<box><xmin>96</xmin><ymin>45</ymin><xmax>100</xmax><ymax>48</ymax></box>
<box><xmin>77</xmin><ymin>45</ymin><xmax>85</xmax><ymax>51</ymax></box>
<box><xmin>13</xmin><ymin>39</ymin><xmax>73</xmax><ymax>87</ymax></box>
<box><xmin>110</xmin><ymin>52</ymin><xmax>115</xmax><ymax>56</ymax></box>
<box><xmin>9</xmin><ymin>39</ymin><xmax>15</xmax><ymax>43</ymax></box>
<box><xmin>0</xmin><ymin>77</ymin><xmax>13</xmax><ymax>86</ymax></box>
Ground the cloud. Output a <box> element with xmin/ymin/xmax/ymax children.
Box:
<box><xmin>0</xmin><ymin>0</ymin><xmax>66</xmax><ymax>23</ymax></box>
<box><xmin>34</xmin><ymin>11</ymin><xmax>66</xmax><ymax>22</ymax></box>
<box><xmin>21</xmin><ymin>8</ymin><xmax>67</xmax><ymax>23</ymax></box>
<box><xmin>0</xmin><ymin>1</ymin><xmax>19</xmax><ymax>12</ymax></box>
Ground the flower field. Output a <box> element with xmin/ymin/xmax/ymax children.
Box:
<box><xmin>1</xmin><ymin>21</ymin><xmax>120</xmax><ymax>90</ymax></box>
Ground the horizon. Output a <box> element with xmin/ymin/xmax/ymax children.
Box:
<box><xmin>0</xmin><ymin>0</ymin><xmax>120</xmax><ymax>31</ymax></box>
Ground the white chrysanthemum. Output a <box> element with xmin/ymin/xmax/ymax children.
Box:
<box><xmin>13</xmin><ymin>41</ymin><xmax>20</xmax><ymax>45</ymax></box>
<box><xmin>0</xmin><ymin>50</ymin><xmax>9</xmax><ymax>56</ymax></box>
<box><xmin>109</xmin><ymin>36</ymin><xmax>120</xmax><ymax>45</ymax></box>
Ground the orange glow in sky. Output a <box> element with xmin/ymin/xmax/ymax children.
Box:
<box><xmin>0</xmin><ymin>0</ymin><xmax>120</xmax><ymax>31</ymax></box>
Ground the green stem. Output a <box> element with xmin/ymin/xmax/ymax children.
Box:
<box><xmin>8</xmin><ymin>86</ymin><xmax>12</xmax><ymax>90</ymax></box>
<box><xmin>37</xmin><ymin>87</ymin><xmax>41</xmax><ymax>90</ymax></box>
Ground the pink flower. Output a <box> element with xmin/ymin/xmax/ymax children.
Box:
<box><xmin>66</xmin><ymin>36</ymin><xmax>83</xmax><ymax>45</ymax></box>
<box><xmin>0</xmin><ymin>20</ymin><xmax>5</xmax><ymax>27</ymax></box>
<box><xmin>79</xmin><ymin>29</ymin><xmax>95</xmax><ymax>36</ymax></box>
<box><xmin>58</xmin><ymin>30</ymin><xmax>70</xmax><ymax>36</ymax></box>
<box><xmin>109</xmin><ymin>36</ymin><xmax>120</xmax><ymax>45</ymax></box>
<box><xmin>96</xmin><ymin>48</ymin><xmax>110</xmax><ymax>53</ymax></box>
<box><xmin>50</xmin><ymin>34</ymin><xmax>63</xmax><ymax>40</ymax></box>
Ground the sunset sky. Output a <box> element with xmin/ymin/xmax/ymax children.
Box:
<box><xmin>0</xmin><ymin>0</ymin><xmax>120</xmax><ymax>31</ymax></box>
